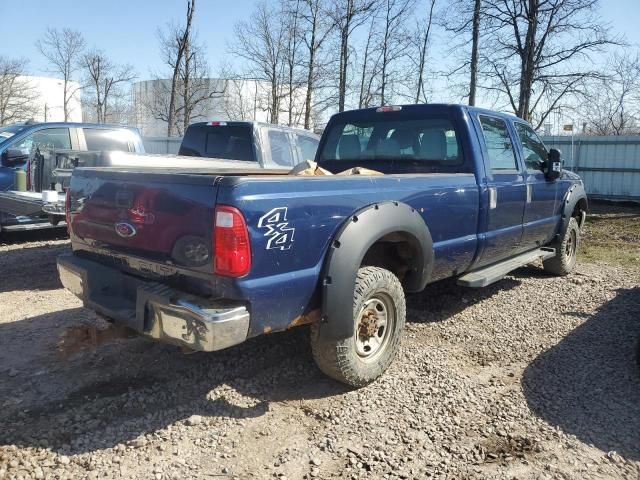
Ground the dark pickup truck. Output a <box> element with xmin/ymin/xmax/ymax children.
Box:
<box><xmin>58</xmin><ymin>104</ymin><xmax>587</xmax><ymax>387</ymax></box>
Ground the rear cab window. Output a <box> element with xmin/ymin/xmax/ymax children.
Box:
<box><xmin>179</xmin><ymin>123</ymin><xmax>255</xmax><ymax>162</ymax></box>
<box><xmin>268</xmin><ymin>129</ymin><xmax>295</xmax><ymax>167</ymax></box>
<box><xmin>83</xmin><ymin>128</ymin><xmax>133</xmax><ymax>152</ymax></box>
<box><xmin>296</xmin><ymin>134</ymin><xmax>319</xmax><ymax>163</ymax></box>
<box><xmin>318</xmin><ymin>108</ymin><xmax>466</xmax><ymax>174</ymax></box>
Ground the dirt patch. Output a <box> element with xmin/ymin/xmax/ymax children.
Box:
<box><xmin>0</xmin><ymin>226</ymin><xmax>639</xmax><ymax>479</ymax></box>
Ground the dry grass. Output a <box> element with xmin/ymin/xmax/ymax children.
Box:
<box><xmin>580</xmin><ymin>201</ymin><xmax>640</xmax><ymax>271</ymax></box>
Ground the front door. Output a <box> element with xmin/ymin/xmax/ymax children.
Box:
<box><xmin>514</xmin><ymin>122</ymin><xmax>559</xmax><ymax>247</ymax></box>
<box><xmin>475</xmin><ymin>114</ymin><xmax>527</xmax><ymax>266</ymax></box>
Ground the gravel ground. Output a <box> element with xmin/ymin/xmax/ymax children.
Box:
<box><xmin>0</xmin><ymin>229</ymin><xmax>639</xmax><ymax>480</ymax></box>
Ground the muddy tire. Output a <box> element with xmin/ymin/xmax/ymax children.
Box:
<box><xmin>543</xmin><ymin>217</ymin><xmax>580</xmax><ymax>276</ymax></box>
<box><xmin>310</xmin><ymin>266</ymin><xmax>406</xmax><ymax>388</ymax></box>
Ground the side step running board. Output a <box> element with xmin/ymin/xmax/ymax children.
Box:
<box><xmin>457</xmin><ymin>247</ymin><xmax>555</xmax><ymax>288</ymax></box>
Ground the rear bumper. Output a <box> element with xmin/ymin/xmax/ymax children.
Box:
<box><xmin>57</xmin><ymin>253</ymin><xmax>250</xmax><ymax>352</ymax></box>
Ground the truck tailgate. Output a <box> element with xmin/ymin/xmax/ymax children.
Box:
<box><xmin>68</xmin><ymin>168</ymin><xmax>223</xmax><ymax>275</ymax></box>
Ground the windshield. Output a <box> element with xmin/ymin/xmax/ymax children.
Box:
<box><xmin>0</xmin><ymin>124</ymin><xmax>28</xmax><ymax>145</ymax></box>
<box><xmin>319</xmin><ymin>116</ymin><xmax>463</xmax><ymax>166</ymax></box>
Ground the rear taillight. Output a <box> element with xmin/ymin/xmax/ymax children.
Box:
<box><xmin>65</xmin><ymin>188</ymin><xmax>71</xmax><ymax>233</ymax></box>
<box><xmin>214</xmin><ymin>205</ymin><xmax>251</xmax><ymax>277</ymax></box>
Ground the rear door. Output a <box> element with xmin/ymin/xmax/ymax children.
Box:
<box><xmin>475</xmin><ymin>114</ymin><xmax>527</xmax><ymax>266</ymax></box>
<box><xmin>514</xmin><ymin>122</ymin><xmax>559</xmax><ymax>247</ymax></box>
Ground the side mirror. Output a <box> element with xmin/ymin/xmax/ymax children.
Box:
<box><xmin>1</xmin><ymin>148</ymin><xmax>29</xmax><ymax>167</ymax></box>
<box><xmin>544</xmin><ymin>148</ymin><xmax>562</xmax><ymax>181</ymax></box>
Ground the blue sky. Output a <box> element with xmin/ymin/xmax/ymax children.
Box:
<box><xmin>1</xmin><ymin>0</ymin><xmax>638</xmax><ymax>81</ymax></box>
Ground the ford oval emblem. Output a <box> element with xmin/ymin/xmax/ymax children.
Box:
<box><xmin>115</xmin><ymin>222</ymin><xmax>137</xmax><ymax>238</ymax></box>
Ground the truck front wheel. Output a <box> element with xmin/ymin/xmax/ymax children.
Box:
<box><xmin>311</xmin><ymin>266</ymin><xmax>406</xmax><ymax>387</ymax></box>
<box><xmin>543</xmin><ymin>217</ymin><xmax>580</xmax><ymax>276</ymax></box>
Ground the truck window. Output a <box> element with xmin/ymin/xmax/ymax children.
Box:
<box><xmin>14</xmin><ymin>128</ymin><xmax>71</xmax><ymax>152</ymax></box>
<box><xmin>319</xmin><ymin>117</ymin><xmax>463</xmax><ymax>167</ymax></box>
<box><xmin>514</xmin><ymin>122</ymin><xmax>547</xmax><ymax>171</ymax></box>
<box><xmin>179</xmin><ymin>124</ymin><xmax>255</xmax><ymax>161</ymax></box>
<box><xmin>84</xmin><ymin>128</ymin><xmax>132</xmax><ymax>152</ymax></box>
<box><xmin>297</xmin><ymin>134</ymin><xmax>319</xmax><ymax>162</ymax></box>
<box><xmin>478</xmin><ymin>115</ymin><xmax>517</xmax><ymax>171</ymax></box>
<box><xmin>268</xmin><ymin>130</ymin><xmax>294</xmax><ymax>166</ymax></box>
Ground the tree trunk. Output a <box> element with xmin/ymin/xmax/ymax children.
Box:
<box><xmin>469</xmin><ymin>0</ymin><xmax>481</xmax><ymax>106</ymax></box>
<box><xmin>517</xmin><ymin>0</ymin><xmax>538</xmax><ymax>121</ymax></box>
<box><xmin>304</xmin><ymin>22</ymin><xmax>317</xmax><ymax>130</ymax></box>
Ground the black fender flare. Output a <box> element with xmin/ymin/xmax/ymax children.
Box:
<box><xmin>559</xmin><ymin>182</ymin><xmax>588</xmax><ymax>238</ymax></box>
<box><xmin>320</xmin><ymin>201</ymin><xmax>434</xmax><ymax>341</ymax></box>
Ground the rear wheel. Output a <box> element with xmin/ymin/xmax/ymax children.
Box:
<box><xmin>311</xmin><ymin>266</ymin><xmax>406</xmax><ymax>387</ymax></box>
<box><xmin>543</xmin><ymin>217</ymin><xmax>580</xmax><ymax>276</ymax></box>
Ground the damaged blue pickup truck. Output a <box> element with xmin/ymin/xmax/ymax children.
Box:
<box><xmin>57</xmin><ymin>104</ymin><xmax>587</xmax><ymax>387</ymax></box>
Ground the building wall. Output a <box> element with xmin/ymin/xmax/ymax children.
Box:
<box><xmin>18</xmin><ymin>76</ymin><xmax>82</xmax><ymax>123</ymax></box>
<box><xmin>132</xmin><ymin>78</ymin><xmax>308</xmax><ymax>137</ymax></box>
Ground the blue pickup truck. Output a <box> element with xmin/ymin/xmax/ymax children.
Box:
<box><xmin>57</xmin><ymin>104</ymin><xmax>587</xmax><ymax>387</ymax></box>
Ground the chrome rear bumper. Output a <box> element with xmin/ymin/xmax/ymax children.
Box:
<box><xmin>57</xmin><ymin>253</ymin><xmax>250</xmax><ymax>352</ymax></box>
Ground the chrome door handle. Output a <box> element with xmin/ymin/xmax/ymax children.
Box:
<box><xmin>489</xmin><ymin>187</ymin><xmax>497</xmax><ymax>209</ymax></box>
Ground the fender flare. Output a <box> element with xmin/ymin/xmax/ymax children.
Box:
<box><xmin>320</xmin><ymin>201</ymin><xmax>434</xmax><ymax>341</ymax></box>
<box><xmin>559</xmin><ymin>182</ymin><xmax>588</xmax><ymax>237</ymax></box>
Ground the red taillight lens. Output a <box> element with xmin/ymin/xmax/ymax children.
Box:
<box><xmin>214</xmin><ymin>205</ymin><xmax>251</xmax><ymax>277</ymax></box>
<box><xmin>65</xmin><ymin>188</ymin><xmax>71</xmax><ymax>233</ymax></box>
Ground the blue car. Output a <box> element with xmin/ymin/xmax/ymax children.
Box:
<box><xmin>58</xmin><ymin>104</ymin><xmax>587</xmax><ymax>386</ymax></box>
<box><xmin>0</xmin><ymin>122</ymin><xmax>144</xmax><ymax>232</ymax></box>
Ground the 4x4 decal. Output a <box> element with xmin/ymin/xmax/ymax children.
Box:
<box><xmin>258</xmin><ymin>207</ymin><xmax>295</xmax><ymax>250</ymax></box>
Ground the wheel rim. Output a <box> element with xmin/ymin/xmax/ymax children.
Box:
<box><xmin>354</xmin><ymin>293</ymin><xmax>395</xmax><ymax>363</ymax></box>
<box><xmin>565</xmin><ymin>229</ymin><xmax>577</xmax><ymax>261</ymax></box>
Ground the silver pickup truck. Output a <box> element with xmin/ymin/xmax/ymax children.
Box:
<box><xmin>0</xmin><ymin>121</ymin><xmax>320</xmax><ymax>232</ymax></box>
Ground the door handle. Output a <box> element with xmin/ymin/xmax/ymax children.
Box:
<box><xmin>526</xmin><ymin>184</ymin><xmax>532</xmax><ymax>204</ymax></box>
<box><xmin>489</xmin><ymin>187</ymin><xmax>497</xmax><ymax>209</ymax></box>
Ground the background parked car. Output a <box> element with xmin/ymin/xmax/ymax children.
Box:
<box><xmin>0</xmin><ymin>122</ymin><xmax>144</xmax><ymax>232</ymax></box>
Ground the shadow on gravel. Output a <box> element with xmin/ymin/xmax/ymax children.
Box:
<box><xmin>406</xmin><ymin>273</ymin><xmax>522</xmax><ymax>322</ymax></box>
<box><xmin>0</xmin><ymin>227</ymin><xmax>68</xmax><ymax>246</ymax></box>
<box><xmin>0</xmin><ymin>242</ymin><xmax>69</xmax><ymax>293</ymax></box>
<box><xmin>0</xmin><ymin>306</ymin><xmax>345</xmax><ymax>455</ymax></box>
<box><xmin>522</xmin><ymin>286</ymin><xmax>640</xmax><ymax>460</ymax></box>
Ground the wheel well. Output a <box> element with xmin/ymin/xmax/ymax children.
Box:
<box><xmin>572</xmin><ymin>198</ymin><xmax>587</xmax><ymax>228</ymax></box>
<box><xmin>360</xmin><ymin>232</ymin><xmax>419</xmax><ymax>282</ymax></box>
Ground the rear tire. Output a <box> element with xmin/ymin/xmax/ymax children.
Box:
<box><xmin>310</xmin><ymin>266</ymin><xmax>406</xmax><ymax>388</ymax></box>
<box><xmin>543</xmin><ymin>217</ymin><xmax>580</xmax><ymax>276</ymax></box>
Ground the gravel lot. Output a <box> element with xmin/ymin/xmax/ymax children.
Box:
<box><xmin>0</xmin><ymin>224</ymin><xmax>639</xmax><ymax>480</ymax></box>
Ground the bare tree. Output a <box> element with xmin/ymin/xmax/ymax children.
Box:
<box><xmin>330</xmin><ymin>0</ymin><xmax>378</xmax><ymax>112</ymax></box>
<box><xmin>0</xmin><ymin>57</ymin><xmax>39</xmax><ymax>125</ymax></box>
<box><xmin>159</xmin><ymin>0</ymin><xmax>195</xmax><ymax>135</ymax></box>
<box><xmin>298</xmin><ymin>0</ymin><xmax>335</xmax><ymax>128</ymax></box>
<box><xmin>580</xmin><ymin>52</ymin><xmax>640</xmax><ymax>135</ymax></box>
<box><xmin>413</xmin><ymin>0</ymin><xmax>436</xmax><ymax>104</ymax></box>
<box><xmin>482</xmin><ymin>0</ymin><xmax>618</xmax><ymax>128</ymax></box>
<box><xmin>439</xmin><ymin>0</ymin><xmax>487</xmax><ymax>105</ymax></box>
<box><xmin>230</xmin><ymin>2</ymin><xmax>288</xmax><ymax>124</ymax></box>
<box><xmin>82</xmin><ymin>49</ymin><xmax>136</xmax><ymax>124</ymax></box>
<box><xmin>377</xmin><ymin>0</ymin><xmax>414</xmax><ymax>105</ymax></box>
<box><xmin>148</xmin><ymin>0</ymin><xmax>225</xmax><ymax>135</ymax></box>
<box><xmin>36</xmin><ymin>28</ymin><xmax>85</xmax><ymax>121</ymax></box>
